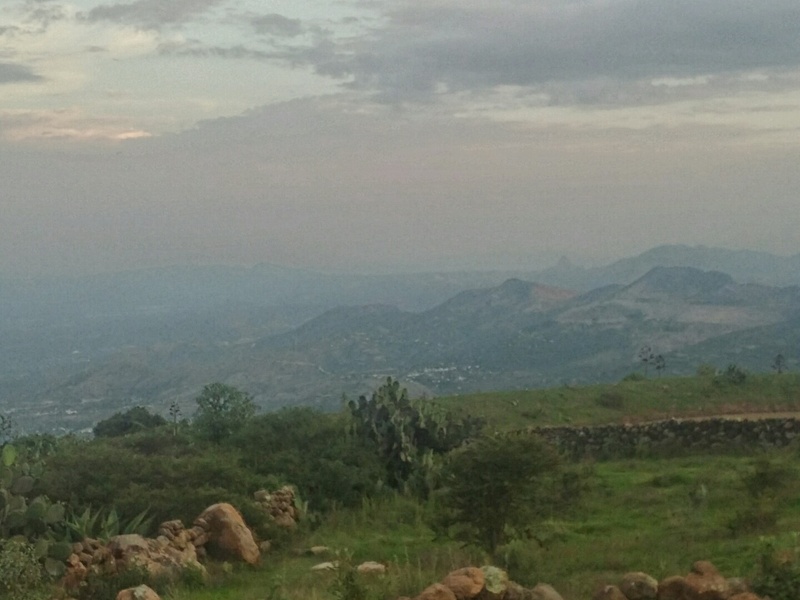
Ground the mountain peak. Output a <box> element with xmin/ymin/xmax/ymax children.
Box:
<box><xmin>625</xmin><ymin>266</ymin><xmax>733</xmax><ymax>297</ymax></box>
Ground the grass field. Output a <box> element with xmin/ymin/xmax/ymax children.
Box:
<box><xmin>152</xmin><ymin>373</ymin><xmax>800</xmax><ymax>599</ymax></box>
<box><xmin>433</xmin><ymin>372</ymin><xmax>800</xmax><ymax>429</ymax></box>
<box><xmin>169</xmin><ymin>455</ymin><xmax>800</xmax><ymax>599</ymax></box>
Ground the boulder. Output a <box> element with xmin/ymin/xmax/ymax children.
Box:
<box><xmin>195</xmin><ymin>503</ymin><xmax>260</xmax><ymax>565</ymax></box>
<box><xmin>503</xmin><ymin>581</ymin><xmax>532</xmax><ymax>600</ymax></box>
<box><xmin>684</xmin><ymin>561</ymin><xmax>730</xmax><ymax>600</ymax></box>
<box><xmin>529</xmin><ymin>583</ymin><xmax>564</xmax><ymax>600</ymax></box>
<box><xmin>620</xmin><ymin>572</ymin><xmax>658</xmax><ymax>600</ymax></box>
<box><xmin>311</xmin><ymin>561</ymin><xmax>339</xmax><ymax>571</ymax></box>
<box><xmin>441</xmin><ymin>567</ymin><xmax>485</xmax><ymax>600</ymax></box>
<box><xmin>416</xmin><ymin>583</ymin><xmax>458</xmax><ymax>600</ymax></box>
<box><xmin>116</xmin><ymin>585</ymin><xmax>161</xmax><ymax>600</ymax></box>
<box><xmin>593</xmin><ymin>585</ymin><xmax>627</xmax><ymax>600</ymax></box>
<box><xmin>357</xmin><ymin>561</ymin><xmax>387</xmax><ymax>575</ymax></box>
<box><xmin>657</xmin><ymin>575</ymin><xmax>694</xmax><ymax>600</ymax></box>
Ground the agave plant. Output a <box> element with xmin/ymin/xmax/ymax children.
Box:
<box><xmin>65</xmin><ymin>506</ymin><xmax>153</xmax><ymax>542</ymax></box>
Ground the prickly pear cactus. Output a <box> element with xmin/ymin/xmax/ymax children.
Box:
<box><xmin>0</xmin><ymin>443</ymin><xmax>67</xmax><ymax>570</ymax></box>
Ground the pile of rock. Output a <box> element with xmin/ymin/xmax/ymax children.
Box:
<box><xmin>594</xmin><ymin>561</ymin><xmax>759</xmax><ymax>600</ymax></box>
<box><xmin>254</xmin><ymin>486</ymin><xmax>300</xmax><ymax>528</ymax></box>
<box><xmin>62</xmin><ymin>502</ymin><xmax>259</xmax><ymax>593</ymax></box>
<box><xmin>403</xmin><ymin>566</ymin><xmax>563</xmax><ymax>600</ymax></box>
<box><xmin>406</xmin><ymin>561</ymin><xmax>766</xmax><ymax>600</ymax></box>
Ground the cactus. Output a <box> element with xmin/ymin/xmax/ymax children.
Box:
<box><xmin>0</xmin><ymin>443</ymin><xmax>68</xmax><ymax>578</ymax></box>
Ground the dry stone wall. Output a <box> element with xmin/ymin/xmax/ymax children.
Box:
<box><xmin>532</xmin><ymin>417</ymin><xmax>800</xmax><ymax>460</ymax></box>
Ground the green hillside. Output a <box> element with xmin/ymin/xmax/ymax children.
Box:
<box><xmin>3</xmin><ymin>373</ymin><xmax>800</xmax><ymax>600</ymax></box>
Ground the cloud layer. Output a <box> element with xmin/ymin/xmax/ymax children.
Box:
<box><xmin>1</xmin><ymin>0</ymin><xmax>799</xmax><ymax>274</ymax></box>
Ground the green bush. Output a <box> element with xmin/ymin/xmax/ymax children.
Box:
<box><xmin>73</xmin><ymin>562</ymin><xmax>167</xmax><ymax>600</ymax></box>
<box><xmin>753</xmin><ymin>535</ymin><xmax>800</xmax><ymax>600</ymax></box>
<box><xmin>595</xmin><ymin>390</ymin><xmax>625</xmax><ymax>410</ymax></box>
<box><xmin>0</xmin><ymin>540</ymin><xmax>49</xmax><ymax>600</ymax></box>
<box><xmin>433</xmin><ymin>433</ymin><xmax>561</xmax><ymax>554</ymax></box>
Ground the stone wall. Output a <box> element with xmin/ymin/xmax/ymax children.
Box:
<box><xmin>531</xmin><ymin>417</ymin><xmax>800</xmax><ymax>460</ymax></box>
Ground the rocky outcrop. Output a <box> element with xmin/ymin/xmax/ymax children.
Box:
<box><xmin>254</xmin><ymin>486</ymin><xmax>301</xmax><ymax>528</ymax></box>
<box><xmin>63</xmin><ymin>525</ymin><xmax>207</xmax><ymax>592</ymax></box>
<box><xmin>62</xmin><ymin>504</ymin><xmax>260</xmax><ymax>591</ymax></box>
<box><xmin>195</xmin><ymin>503</ymin><xmax>260</xmax><ymax>564</ymax></box>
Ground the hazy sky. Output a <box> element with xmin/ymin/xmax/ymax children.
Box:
<box><xmin>2</xmin><ymin>0</ymin><xmax>800</xmax><ymax>275</ymax></box>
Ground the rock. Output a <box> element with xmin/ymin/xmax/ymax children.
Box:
<box><xmin>416</xmin><ymin>583</ymin><xmax>458</xmax><ymax>600</ymax></box>
<box><xmin>657</xmin><ymin>575</ymin><xmax>694</xmax><ymax>600</ymax></box>
<box><xmin>728</xmin><ymin>594</ymin><xmax>761</xmax><ymax>600</ymax></box>
<box><xmin>441</xmin><ymin>567</ymin><xmax>485</xmax><ymax>600</ymax></box>
<box><xmin>357</xmin><ymin>561</ymin><xmax>387</xmax><ymax>575</ymax></box>
<box><xmin>529</xmin><ymin>583</ymin><xmax>564</xmax><ymax>600</ymax></box>
<box><xmin>620</xmin><ymin>572</ymin><xmax>658</xmax><ymax>599</ymax></box>
<box><xmin>116</xmin><ymin>585</ymin><xmax>161</xmax><ymax>600</ymax></box>
<box><xmin>311</xmin><ymin>561</ymin><xmax>339</xmax><ymax>571</ymax></box>
<box><xmin>593</xmin><ymin>585</ymin><xmax>627</xmax><ymax>600</ymax></box>
<box><xmin>684</xmin><ymin>561</ymin><xmax>730</xmax><ymax>600</ymax></box>
<box><xmin>61</xmin><ymin>553</ymin><xmax>88</xmax><ymax>591</ymax></box>
<box><xmin>503</xmin><ymin>581</ymin><xmax>531</xmax><ymax>600</ymax></box>
<box><xmin>254</xmin><ymin>486</ymin><xmax>300</xmax><ymax>528</ymax></box>
<box><xmin>726</xmin><ymin>578</ymin><xmax>749</xmax><ymax>596</ymax></box>
<box><xmin>195</xmin><ymin>503</ymin><xmax>260</xmax><ymax>565</ymax></box>
<box><xmin>309</xmin><ymin>545</ymin><xmax>330</xmax><ymax>555</ymax></box>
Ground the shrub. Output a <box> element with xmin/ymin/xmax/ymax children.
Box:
<box><xmin>432</xmin><ymin>433</ymin><xmax>561</xmax><ymax>554</ymax></box>
<box><xmin>74</xmin><ymin>562</ymin><xmax>168</xmax><ymax>600</ymax></box>
<box><xmin>752</xmin><ymin>535</ymin><xmax>800</xmax><ymax>600</ymax></box>
<box><xmin>0</xmin><ymin>540</ymin><xmax>49</xmax><ymax>600</ymax></box>
<box><xmin>595</xmin><ymin>390</ymin><xmax>625</xmax><ymax>410</ymax></box>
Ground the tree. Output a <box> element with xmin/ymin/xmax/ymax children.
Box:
<box><xmin>772</xmin><ymin>353</ymin><xmax>787</xmax><ymax>374</ymax></box>
<box><xmin>654</xmin><ymin>354</ymin><xmax>666</xmax><ymax>377</ymax></box>
<box><xmin>193</xmin><ymin>383</ymin><xmax>258</xmax><ymax>443</ymax></box>
<box><xmin>168</xmin><ymin>401</ymin><xmax>182</xmax><ymax>436</ymax></box>
<box><xmin>434</xmin><ymin>433</ymin><xmax>561</xmax><ymax>555</ymax></box>
<box><xmin>638</xmin><ymin>346</ymin><xmax>655</xmax><ymax>376</ymax></box>
<box><xmin>93</xmin><ymin>406</ymin><xmax>166</xmax><ymax>438</ymax></box>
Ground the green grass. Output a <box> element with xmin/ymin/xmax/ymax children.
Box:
<box><xmin>433</xmin><ymin>372</ymin><xmax>800</xmax><ymax>429</ymax></box>
<box><xmin>166</xmin><ymin>450</ymin><xmax>800</xmax><ymax>600</ymax></box>
<box><xmin>143</xmin><ymin>373</ymin><xmax>800</xmax><ymax>599</ymax></box>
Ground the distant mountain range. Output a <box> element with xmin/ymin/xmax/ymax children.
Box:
<box><xmin>1</xmin><ymin>245</ymin><xmax>799</xmax><ymax>432</ymax></box>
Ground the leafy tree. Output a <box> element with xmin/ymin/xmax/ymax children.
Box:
<box><xmin>347</xmin><ymin>377</ymin><xmax>483</xmax><ymax>491</ymax></box>
<box><xmin>434</xmin><ymin>433</ymin><xmax>561</xmax><ymax>554</ymax></box>
<box><xmin>93</xmin><ymin>406</ymin><xmax>166</xmax><ymax>438</ymax></box>
<box><xmin>773</xmin><ymin>353</ymin><xmax>787</xmax><ymax>374</ymax></box>
<box><xmin>231</xmin><ymin>408</ymin><xmax>385</xmax><ymax>511</ymax></box>
<box><xmin>193</xmin><ymin>383</ymin><xmax>257</xmax><ymax>443</ymax></box>
<box><xmin>654</xmin><ymin>354</ymin><xmax>666</xmax><ymax>377</ymax></box>
<box><xmin>638</xmin><ymin>346</ymin><xmax>655</xmax><ymax>376</ymax></box>
<box><xmin>719</xmin><ymin>363</ymin><xmax>747</xmax><ymax>386</ymax></box>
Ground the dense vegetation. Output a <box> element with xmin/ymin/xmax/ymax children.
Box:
<box><xmin>2</xmin><ymin>371</ymin><xmax>800</xmax><ymax>599</ymax></box>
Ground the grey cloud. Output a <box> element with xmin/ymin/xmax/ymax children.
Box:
<box><xmin>158</xmin><ymin>40</ymin><xmax>274</xmax><ymax>60</ymax></box>
<box><xmin>0</xmin><ymin>62</ymin><xmax>42</xmax><ymax>84</ymax></box>
<box><xmin>251</xmin><ymin>13</ymin><xmax>304</xmax><ymax>37</ymax></box>
<box><xmin>294</xmin><ymin>0</ymin><xmax>800</xmax><ymax>103</ymax></box>
<box><xmin>83</xmin><ymin>0</ymin><xmax>225</xmax><ymax>28</ymax></box>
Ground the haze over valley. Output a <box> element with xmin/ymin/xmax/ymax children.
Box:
<box><xmin>2</xmin><ymin>244</ymin><xmax>798</xmax><ymax>432</ymax></box>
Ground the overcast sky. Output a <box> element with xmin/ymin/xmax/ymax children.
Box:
<box><xmin>2</xmin><ymin>0</ymin><xmax>799</xmax><ymax>275</ymax></box>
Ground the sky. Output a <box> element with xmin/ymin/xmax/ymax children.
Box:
<box><xmin>2</xmin><ymin>0</ymin><xmax>800</xmax><ymax>275</ymax></box>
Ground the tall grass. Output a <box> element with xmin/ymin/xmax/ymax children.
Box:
<box><xmin>169</xmin><ymin>449</ymin><xmax>800</xmax><ymax>600</ymax></box>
